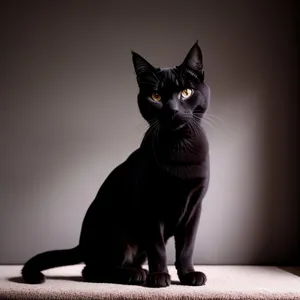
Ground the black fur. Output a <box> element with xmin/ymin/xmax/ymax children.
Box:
<box><xmin>22</xmin><ymin>42</ymin><xmax>210</xmax><ymax>288</ymax></box>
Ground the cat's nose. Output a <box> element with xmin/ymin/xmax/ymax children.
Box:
<box><xmin>164</xmin><ymin>99</ymin><xmax>179</xmax><ymax>120</ymax></box>
<box><xmin>165</xmin><ymin>109</ymin><xmax>178</xmax><ymax>120</ymax></box>
<box><xmin>166</xmin><ymin>99</ymin><xmax>179</xmax><ymax>112</ymax></box>
<box><xmin>170</xmin><ymin>110</ymin><xmax>179</xmax><ymax>119</ymax></box>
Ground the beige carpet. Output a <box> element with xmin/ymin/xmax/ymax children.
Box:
<box><xmin>1</xmin><ymin>265</ymin><xmax>300</xmax><ymax>300</ymax></box>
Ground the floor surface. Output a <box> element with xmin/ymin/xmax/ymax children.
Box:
<box><xmin>1</xmin><ymin>265</ymin><xmax>300</xmax><ymax>300</ymax></box>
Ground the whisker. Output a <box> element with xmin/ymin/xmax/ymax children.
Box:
<box><xmin>193</xmin><ymin>115</ymin><xmax>216</xmax><ymax>130</ymax></box>
<box><xmin>141</xmin><ymin>120</ymin><xmax>159</xmax><ymax>156</ymax></box>
<box><xmin>152</xmin><ymin>124</ymin><xmax>160</xmax><ymax>166</ymax></box>
<box><xmin>189</xmin><ymin>117</ymin><xmax>207</xmax><ymax>139</ymax></box>
<box><xmin>204</xmin><ymin>113</ymin><xmax>227</xmax><ymax>127</ymax></box>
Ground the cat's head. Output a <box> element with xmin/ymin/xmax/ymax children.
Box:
<box><xmin>132</xmin><ymin>42</ymin><xmax>210</xmax><ymax>131</ymax></box>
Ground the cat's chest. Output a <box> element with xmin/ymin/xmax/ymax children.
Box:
<box><xmin>135</xmin><ymin>170</ymin><xmax>203</xmax><ymax>220</ymax></box>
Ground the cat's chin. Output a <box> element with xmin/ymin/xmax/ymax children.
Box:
<box><xmin>171</xmin><ymin>123</ymin><xmax>186</xmax><ymax>131</ymax></box>
<box><xmin>160</xmin><ymin>121</ymin><xmax>187</xmax><ymax>132</ymax></box>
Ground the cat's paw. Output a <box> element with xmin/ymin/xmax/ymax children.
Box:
<box><xmin>115</xmin><ymin>268</ymin><xmax>148</xmax><ymax>285</ymax></box>
<box><xmin>135</xmin><ymin>268</ymin><xmax>149</xmax><ymax>284</ymax></box>
<box><xmin>82</xmin><ymin>266</ymin><xmax>148</xmax><ymax>285</ymax></box>
<box><xmin>146</xmin><ymin>272</ymin><xmax>171</xmax><ymax>288</ymax></box>
<box><xmin>179</xmin><ymin>271</ymin><xmax>207</xmax><ymax>286</ymax></box>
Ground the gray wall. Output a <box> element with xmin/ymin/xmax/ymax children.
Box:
<box><xmin>0</xmin><ymin>0</ymin><xmax>299</xmax><ymax>265</ymax></box>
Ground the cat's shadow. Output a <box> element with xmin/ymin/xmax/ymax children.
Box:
<box><xmin>8</xmin><ymin>276</ymin><xmax>84</xmax><ymax>284</ymax></box>
<box><xmin>8</xmin><ymin>276</ymin><xmax>181</xmax><ymax>286</ymax></box>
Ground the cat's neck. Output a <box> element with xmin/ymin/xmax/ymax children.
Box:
<box><xmin>158</xmin><ymin>127</ymin><xmax>208</xmax><ymax>161</ymax></box>
<box><xmin>140</xmin><ymin>124</ymin><xmax>209</xmax><ymax>177</ymax></box>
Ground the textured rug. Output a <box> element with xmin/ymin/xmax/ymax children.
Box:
<box><xmin>0</xmin><ymin>265</ymin><xmax>300</xmax><ymax>300</ymax></box>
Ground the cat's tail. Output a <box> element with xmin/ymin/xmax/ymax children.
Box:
<box><xmin>21</xmin><ymin>245</ymin><xmax>82</xmax><ymax>284</ymax></box>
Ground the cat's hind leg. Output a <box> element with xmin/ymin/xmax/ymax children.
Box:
<box><xmin>82</xmin><ymin>246</ymin><xmax>147</xmax><ymax>285</ymax></box>
<box><xmin>82</xmin><ymin>265</ymin><xmax>148</xmax><ymax>285</ymax></box>
<box><xmin>124</xmin><ymin>250</ymin><xmax>148</xmax><ymax>284</ymax></box>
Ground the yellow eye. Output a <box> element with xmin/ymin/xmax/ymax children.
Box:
<box><xmin>181</xmin><ymin>88</ymin><xmax>193</xmax><ymax>99</ymax></box>
<box><xmin>151</xmin><ymin>93</ymin><xmax>161</xmax><ymax>102</ymax></box>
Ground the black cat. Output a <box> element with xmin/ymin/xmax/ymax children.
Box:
<box><xmin>22</xmin><ymin>42</ymin><xmax>210</xmax><ymax>288</ymax></box>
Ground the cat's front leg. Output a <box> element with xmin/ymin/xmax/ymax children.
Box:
<box><xmin>174</xmin><ymin>202</ymin><xmax>207</xmax><ymax>286</ymax></box>
<box><xmin>145</xmin><ymin>222</ymin><xmax>171</xmax><ymax>288</ymax></box>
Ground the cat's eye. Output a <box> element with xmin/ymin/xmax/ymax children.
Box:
<box><xmin>151</xmin><ymin>93</ymin><xmax>161</xmax><ymax>102</ymax></box>
<box><xmin>180</xmin><ymin>89</ymin><xmax>193</xmax><ymax>99</ymax></box>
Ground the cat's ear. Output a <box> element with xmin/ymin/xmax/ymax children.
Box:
<box><xmin>180</xmin><ymin>41</ymin><xmax>203</xmax><ymax>72</ymax></box>
<box><xmin>131</xmin><ymin>51</ymin><xmax>155</xmax><ymax>76</ymax></box>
